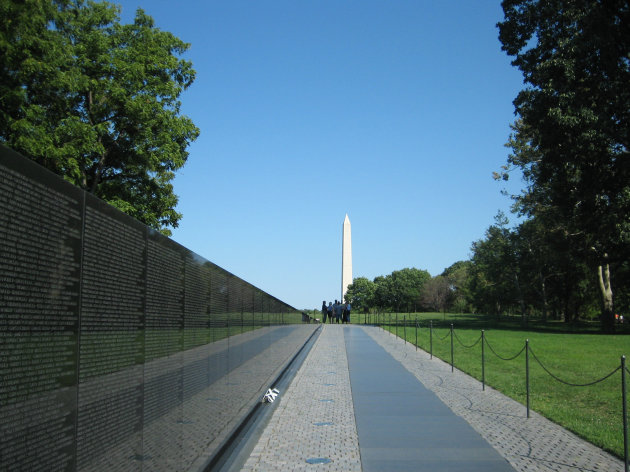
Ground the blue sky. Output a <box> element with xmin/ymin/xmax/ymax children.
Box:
<box><xmin>116</xmin><ymin>0</ymin><xmax>525</xmax><ymax>310</ymax></box>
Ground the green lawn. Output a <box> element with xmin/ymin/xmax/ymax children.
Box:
<box><xmin>378</xmin><ymin>312</ymin><xmax>629</xmax><ymax>459</ymax></box>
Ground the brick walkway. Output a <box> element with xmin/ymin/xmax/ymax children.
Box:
<box><xmin>239</xmin><ymin>325</ymin><xmax>625</xmax><ymax>472</ymax></box>
<box><xmin>241</xmin><ymin>324</ymin><xmax>361</xmax><ymax>471</ymax></box>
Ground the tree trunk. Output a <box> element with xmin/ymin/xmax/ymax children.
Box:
<box><xmin>597</xmin><ymin>262</ymin><xmax>615</xmax><ymax>333</ymax></box>
<box><xmin>562</xmin><ymin>275</ymin><xmax>572</xmax><ymax>323</ymax></box>
<box><xmin>514</xmin><ymin>273</ymin><xmax>527</xmax><ymax>326</ymax></box>
<box><xmin>539</xmin><ymin>273</ymin><xmax>548</xmax><ymax>321</ymax></box>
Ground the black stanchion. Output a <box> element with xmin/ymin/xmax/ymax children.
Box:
<box><xmin>415</xmin><ymin>321</ymin><xmax>418</xmax><ymax>352</ymax></box>
<box><xmin>396</xmin><ymin>313</ymin><xmax>398</xmax><ymax>338</ymax></box>
<box><xmin>450</xmin><ymin>324</ymin><xmax>454</xmax><ymax>373</ymax></box>
<box><xmin>622</xmin><ymin>355</ymin><xmax>628</xmax><ymax>472</ymax></box>
<box><xmin>481</xmin><ymin>330</ymin><xmax>485</xmax><ymax>391</ymax></box>
<box><xmin>404</xmin><ymin>315</ymin><xmax>406</xmax><ymax>345</ymax></box>
<box><xmin>430</xmin><ymin>320</ymin><xmax>433</xmax><ymax>360</ymax></box>
<box><xmin>526</xmin><ymin>339</ymin><xmax>530</xmax><ymax>419</ymax></box>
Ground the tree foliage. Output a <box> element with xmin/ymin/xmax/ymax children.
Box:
<box><xmin>466</xmin><ymin>216</ymin><xmax>602</xmax><ymax>323</ymax></box>
<box><xmin>441</xmin><ymin>260</ymin><xmax>472</xmax><ymax>313</ymax></box>
<box><xmin>344</xmin><ymin>277</ymin><xmax>375</xmax><ymax>313</ymax></box>
<box><xmin>420</xmin><ymin>276</ymin><xmax>451</xmax><ymax>313</ymax></box>
<box><xmin>345</xmin><ymin>268</ymin><xmax>431</xmax><ymax>313</ymax></box>
<box><xmin>0</xmin><ymin>0</ymin><xmax>199</xmax><ymax>235</ymax></box>
<box><xmin>388</xmin><ymin>268</ymin><xmax>431</xmax><ymax>311</ymax></box>
<box><xmin>496</xmin><ymin>0</ymin><xmax>630</xmax><ymax>330</ymax></box>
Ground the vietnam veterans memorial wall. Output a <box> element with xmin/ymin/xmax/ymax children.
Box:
<box><xmin>0</xmin><ymin>145</ymin><xmax>315</xmax><ymax>471</ymax></box>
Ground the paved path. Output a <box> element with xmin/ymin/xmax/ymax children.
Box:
<box><xmin>346</xmin><ymin>327</ymin><xmax>514</xmax><ymax>471</ymax></box>
<box><xmin>240</xmin><ymin>325</ymin><xmax>625</xmax><ymax>472</ymax></box>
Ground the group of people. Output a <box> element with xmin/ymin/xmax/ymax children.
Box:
<box><xmin>321</xmin><ymin>300</ymin><xmax>351</xmax><ymax>324</ymax></box>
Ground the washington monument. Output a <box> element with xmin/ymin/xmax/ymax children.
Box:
<box><xmin>342</xmin><ymin>214</ymin><xmax>352</xmax><ymax>301</ymax></box>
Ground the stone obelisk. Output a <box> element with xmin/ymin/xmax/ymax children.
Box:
<box><xmin>341</xmin><ymin>214</ymin><xmax>352</xmax><ymax>302</ymax></box>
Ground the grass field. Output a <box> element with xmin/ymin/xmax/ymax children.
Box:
<box><xmin>376</xmin><ymin>312</ymin><xmax>629</xmax><ymax>459</ymax></box>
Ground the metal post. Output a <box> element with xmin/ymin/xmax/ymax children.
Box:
<box><xmin>415</xmin><ymin>321</ymin><xmax>418</xmax><ymax>352</ymax></box>
<box><xmin>481</xmin><ymin>330</ymin><xmax>485</xmax><ymax>391</ymax></box>
<box><xmin>404</xmin><ymin>315</ymin><xmax>406</xmax><ymax>345</ymax></box>
<box><xmin>526</xmin><ymin>339</ymin><xmax>530</xmax><ymax>419</ymax></box>
<box><xmin>450</xmin><ymin>324</ymin><xmax>454</xmax><ymax>373</ymax></box>
<box><xmin>622</xmin><ymin>355</ymin><xmax>628</xmax><ymax>472</ymax></box>
<box><xmin>396</xmin><ymin>313</ymin><xmax>398</xmax><ymax>338</ymax></box>
<box><xmin>430</xmin><ymin>320</ymin><xmax>433</xmax><ymax>359</ymax></box>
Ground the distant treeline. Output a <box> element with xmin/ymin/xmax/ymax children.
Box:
<box><xmin>345</xmin><ymin>215</ymin><xmax>630</xmax><ymax>330</ymax></box>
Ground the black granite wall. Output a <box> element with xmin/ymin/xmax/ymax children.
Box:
<box><xmin>0</xmin><ymin>145</ymin><xmax>313</xmax><ymax>471</ymax></box>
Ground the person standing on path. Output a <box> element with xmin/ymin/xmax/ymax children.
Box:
<box><xmin>327</xmin><ymin>302</ymin><xmax>333</xmax><ymax>323</ymax></box>
<box><xmin>321</xmin><ymin>301</ymin><xmax>328</xmax><ymax>323</ymax></box>
<box><xmin>334</xmin><ymin>300</ymin><xmax>342</xmax><ymax>324</ymax></box>
<box><xmin>344</xmin><ymin>302</ymin><xmax>351</xmax><ymax>323</ymax></box>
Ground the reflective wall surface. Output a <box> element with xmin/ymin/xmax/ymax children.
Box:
<box><xmin>0</xmin><ymin>145</ymin><xmax>315</xmax><ymax>471</ymax></box>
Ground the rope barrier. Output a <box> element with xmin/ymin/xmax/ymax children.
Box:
<box><xmin>484</xmin><ymin>337</ymin><xmax>526</xmax><ymax>361</ymax></box>
<box><xmin>529</xmin><ymin>347</ymin><xmax>621</xmax><ymax>387</ymax></box>
<box><xmin>438</xmin><ymin>329</ymin><xmax>451</xmax><ymax>341</ymax></box>
<box><xmin>453</xmin><ymin>330</ymin><xmax>482</xmax><ymax>349</ymax></box>
<box><xmin>401</xmin><ymin>318</ymin><xmax>628</xmax><ymax>469</ymax></box>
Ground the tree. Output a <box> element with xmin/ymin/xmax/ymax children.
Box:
<box><xmin>469</xmin><ymin>214</ymin><xmax>520</xmax><ymax>318</ymax></box>
<box><xmin>497</xmin><ymin>0</ymin><xmax>630</xmax><ymax>331</ymax></box>
<box><xmin>344</xmin><ymin>277</ymin><xmax>376</xmax><ymax>313</ymax></box>
<box><xmin>421</xmin><ymin>276</ymin><xmax>451</xmax><ymax>313</ymax></box>
<box><xmin>368</xmin><ymin>269</ymin><xmax>431</xmax><ymax>312</ymax></box>
<box><xmin>373</xmin><ymin>275</ymin><xmax>393</xmax><ymax>311</ymax></box>
<box><xmin>389</xmin><ymin>268</ymin><xmax>431</xmax><ymax>312</ymax></box>
<box><xmin>441</xmin><ymin>261</ymin><xmax>473</xmax><ymax>313</ymax></box>
<box><xmin>0</xmin><ymin>0</ymin><xmax>199</xmax><ymax>235</ymax></box>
